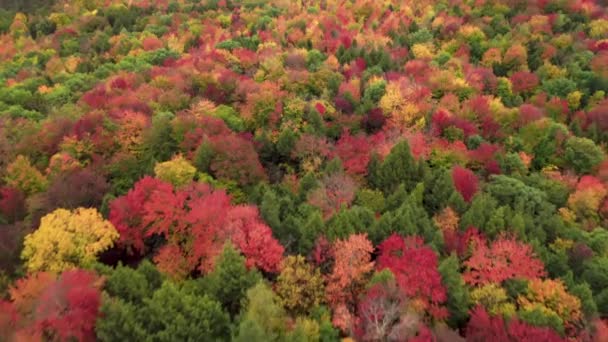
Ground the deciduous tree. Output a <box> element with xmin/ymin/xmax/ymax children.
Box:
<box><xmin>22</xmin><ymin>208</ymin><xmax>119</xmax><ymax>273</ymax></box>
<box><xmin>463</xmin><ymin>236</ymin><xmax>546</xmax><ymax>286</ymax></box>
<box><xmin>275</xmin><ymin>255</ymin><xmax>325</xmax><ymax>316</ymax></box>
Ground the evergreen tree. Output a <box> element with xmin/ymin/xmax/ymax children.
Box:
<box><xmin>439</xmin><ymin>255</ymin><xmax>471</xmax><ymax>328</ymax></box>
<box><xmin>202</xmin><ymin>243</ymin><xmax>261</xmax><ymax>317</ymax></box>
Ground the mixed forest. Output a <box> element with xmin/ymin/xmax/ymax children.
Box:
<box><xmin>1</xmin><ymin>0</ymin><xmax>608</xmax><ymax>340</ymax></box>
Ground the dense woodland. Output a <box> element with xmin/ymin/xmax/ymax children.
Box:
<box><xmin>1</xmin><ymin>0</ymin><xmax>608</xmax><ymax>340</ymax></box>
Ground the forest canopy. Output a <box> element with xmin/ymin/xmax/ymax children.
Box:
<box><xmin>1</xmin><ymin>0</ymin><xmax>608</xmax><ymax>341</ymax></box>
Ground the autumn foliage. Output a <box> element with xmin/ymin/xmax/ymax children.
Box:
<box><xmin>463</xmin><ymin>236</ymin><xmax>546</xmax><ymax>286</ymax></box>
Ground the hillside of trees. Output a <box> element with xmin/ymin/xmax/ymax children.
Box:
<box><xmin>1</xmin><ymin>0</ymin><xmax>608</xmax><ymax>340</ymax></box>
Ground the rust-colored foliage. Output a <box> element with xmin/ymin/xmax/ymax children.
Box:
<box><xmin>326</xmin><ymin>234</ymin><xmax>374</xmax><ymax>331</ymax></box>
<box><xmin>463</xmin><ymin>236</ymin><xmax>546</xmax><ymax>286</ymax></box>
<box><xmin>6</xmin><ymin>270</ymin><xmax>101</xmax><ymax>342</ymax></box>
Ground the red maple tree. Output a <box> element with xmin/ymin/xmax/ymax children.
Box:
<box><xmin>376</xmin><ymin>234</ymin><xmax>448</xmax><ymax>320</ymax></box>
<box><xmin>452</xmin><ymin>166</ymin><xmax>479</xmax><ymax>202</ymax></box>
<box><xmin>466</xmin><ymin>306</ymin><xmax>565</xmax><ymax>342</ymax></box>
<box><xmin>463</xmin><ymin>236</ymin><xmax>546</xmax><ymax>286</ymax></box>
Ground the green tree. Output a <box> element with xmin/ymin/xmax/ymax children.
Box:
<box><xmin>564</xmin><ymin>137</ymin><xmax>604</xmax><ymax>174</ymax></box>
<box><xmin>439</xmin><ymin>255</ymin><xmax>471</xmax><ymax>328</ymax></box>
<box><xmin>370</xmin><ymin>140</ymin><xmax>425</xmax><ymax>195</ymax></box>
<box><xmin>202</xmin><ymin>243</ymin><xmax>261</xmax><ymax>317</ymax></box>
<box><xmin>582</xmin><ymin>257</ymin><xmax>608</xmax><ymax>315</ymax></box>
<box><xmin>103</xmin><ymin>260</ymin><xmax>162</xmax><ymax>304</ymax></box>
<box><xmin>234</xmin><ymin>282</ymin><xmax>286</xmax><ymax>342</ymax></box>
<box><xmin>96</xmin><ymin>295</ymin><xmax>147</xmax><ymax>342</ymax></box>
<box><xmin>141</xmin><ymin>282</ymin><xmax>230</xmax><ymax>341</ymax></box>
<box><xmin>372</xmin><ymin>183</ymin><xmax>443</xmax><ymax>249</ymax></box>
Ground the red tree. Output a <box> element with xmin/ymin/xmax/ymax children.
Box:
<box><xmin>463</xmin><ymin>236</ymin><xmax>546</xmax><ymax>286</ymax></box>
<box><xmin>109</xmin><ymin>176</ymin><xmax>172</xmax><ymax>254</ymax></box>
<box><xmin>6</xmin><ymin>270</ymin><xmax>101</xmax><ymax>342</ymax></box>
<box><xmin>510</xmin><ymin>71</ymin><xmax>539</xmax><ymax>94</ymax></box>
<box><xmin>452</xmin><ymin>166</ymin><xmax>479</xmax><ymax>202</ymax></box>
<box><xmin>466</xmin><ymin>306</ymin><xmax>565</xmax><ymax>342</ymax></box>
<box><xmin>333</xmin><ymin>131</ymin><xmax>372</xmax><ymax>176</ymax></box>
<box><xmin>376</xmin><ymin>234</ymin><xmax>448</xmax><ymax>320</ymax></box>
<box><xmin>110</xmin><ymin>178</ymin><xmax>283</xmax><ymax>276</ymax></box>
<box><xmin>0</xmin><ymin>186</ymin><xmax>26</xmax><ymax>223</ymax></box>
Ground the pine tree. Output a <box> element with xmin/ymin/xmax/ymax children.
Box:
<box><xmin>439</xmin><ymin>255</ymin><xmax>471</xmax><ymax>328</ymax></box>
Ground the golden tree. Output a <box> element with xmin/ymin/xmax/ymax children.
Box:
<box><xmin>22</xmin><ymin>208</ymin><xmax>119</xmax><ymax>273</ymax></box>
<box><xmin>153</xmin><ymin>154</ymin><xmax>197</xmax><ymax>187</ymax></box>
<box><xmin>275</xmin><ymin>255</ymin><xmax>325</xmax><ymax>316</ymax></box>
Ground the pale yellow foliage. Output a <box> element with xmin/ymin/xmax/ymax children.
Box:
<box><xmin>411</xmin><ymin>43</ymin><xmax>435</xmax><ymax>59</ymax></box>
<box><xmin>22</xmin><ymin>208</ymin><xmax>119</xmax><ymax>273</ymax></box>
<box><xmin>589</xmin><ymin>19</ymin><xmax>608</xmax><ymax>38</ymax></box>
<box><xmin>470</xmin><ymin>283</ymin><xmax>516</xmax><ymax>317</ymax></box>
<box><xmin>154</xmin><ymin>154</ymin><xmax>197</xmax><ymax>187</ymax></box>
<box><xmin>567</xmin><ymin>91</ymin><xmax>583</xmax><ymax>110</ymax></box>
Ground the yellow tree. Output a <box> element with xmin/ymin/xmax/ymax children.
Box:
<box><xmin>4</xmin><ymin>155</ymin><xmax>48</xmax><ymax>195</ymax></box>
<box><xmin>275</xmin><ymin>255</ymin><xmax>325</xmax><ymax>316</ymax></box>
<box><xmin>153</xmin><ymin>154</ymin><xmax>197</xmax><ymax>187</ymax></box>
<box><xmin>517</xmin><ymin>279</ymin><xmax>582</xmax><ymax>326</ymax></box>
<box><xmin>22</xmin><ymin>208</ymin><xmax>119</xmax><ymax>273</ymax></box>
<box><xmin>470</xmin><ymin>283</ymin><xmax>516</xmax><ymax>317</ymax></box>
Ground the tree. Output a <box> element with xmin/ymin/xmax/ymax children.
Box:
<box><xmin>470</xmin><ymin>283</ymin><xmax>516</xmax><ymax>317</ymax></box>
<box><xmin>466</xmin><ymin>306</ymin><xmax>565</xmax><ymax>342</ymax></box>
<box><xmin>103</xmin><ymin>260</ymin><xmax>163</xmax><ymax>304</ymax></box>
<box><xmin>307</xmin><ymin>173</ymin><xmax>357</xmax><ymax>219</ymax></box>
<box><xmin>43</xmin><ymin>168</ymin><xmax>109</xmax><ymax>211</ymax></box>
<box><xmin>153</xmin><ymin>154</ymin><xmax>196</xmax><ymax>187</ymax></box>
<box><xmin>581</xmin><ymin>257</ymin><xmax>608</xmax><ymax>316</ymax></box>
<box><xmin>373</xmin><ymin>184</ymin><xmax>443</xmax><ymax>249</ymax></box>
<box><xmin>108</xmin><ymin>176</ymin><xmax>172</xmax><ymax>255</ymax></box>
<box><xmin>517</xmin><ymin>279</ymin><xmax>582</xmax><ymax>332</ymax></box>
<box><xmin>140</xmin><ymin>281</ymin><xmax>230</xmax><ymax>341</ymax></box>
<box><xmin>332</xmin><ymin>131</ymin><xmax>372</xmax><ymax>176</ymax></box>
<box><xmin>563</xmin><ymin>137</ymin><xmax>604</xmax><ymax>174</ymax></box>
<box><xmin>110</xmin><ymin>179</ymin><xmax>284</xmax><ymax>276</ymax></box>
<box><xmin>355</xmin><ymin>275</ymin><xmax>420</xmax><ymax>341</ymax></box>
<box><xmin>96</xmin><ymin>294</ymin><xmax>146</xmax><ymax>342</ymax></box>
<box><xmin>204</xmin><ymin>134</ymin><xmax>267</xmax><ymax>186</ymax></box>
<box><xmin>4</xmin><ymin>155</ymin><xmax>47</xmax><ymax>195</ymax></box>
<box><xmin>452</xmin><ymin>166</ymin><xmax>479</xmax><ymax>203</ymax></box>
<box><xmin>275</xmin><ymin>255</ymin><xmax>325</xmax><ymax>316</ymax></box>
<box><xmin>463</xmin><ymin>236</ymin><xmax>546</xmax><ymax>286</ymax></box>
<box><xmin>0</xmin><ymin>186</ymin><xmax>26</xmax><ymax>224</ymax></box>
<box><xmin>371</xmin><ymin>140</ymin><xmax>424</xmax><ymax>195</ymax></box>
<box><xmin>510</xmin><ymin>71</ymin><xmax>539</xmax><ymax>95</ymax></box>
<box><xmin>439</xmin><ymin>255</ymin><xmax>471</xmax><ymax>328</ymax></box>
<box><xmin>203</xmin><ymin>242</ymin><xmax>261</xmax><ymax>317</ymax></box>
<box><xmin>22</xmin><ymin>208</ymin><xmax>119</xmax><ymax>273</ymax></box>
<box><xmin>7</xmin><ymin>270</ymin><xmax>102</xmax><ymax>341</ymax></box>
<box><xmin>235</xmin><ymin>282</ymin><xmax>286</xmax><ymax>342</ymax></box>
<box><xmin>222</xmin><ymin>206</ymin><xmax>285</xmax><ymax>273</ymax></box>
<box><xmin>325</xmin><ymin>234</ymin><xmax>374</xmax><ymax>332</ymax></box>
<box><xmin>376</xmin><ymin>234</ymin><xmax>447</xmax><ymax>320</ymax></box>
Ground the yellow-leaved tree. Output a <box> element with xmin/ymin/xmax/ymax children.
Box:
<box><xmin>153</xmin><ymin>154</ymin><xmax>197</xmax><ymax>187</ymax></box>
<box><xmin>4</xmin><ymin>155</ymin><xmax>48</xmax><ymax>195</ymax></box>
<box><xmin>22</xmin><ymin>208</ymin><xmax>119</xmax><ymax>273</ymax></box>
<box><xmin>517</xmin><ymin>279</ymin><xmax>582</xmax><ymax>326</ymax></box>
<box><xmin>275</xmin><ymin>255</ymin><xmax>325</xmax><ymax>316</ymax></box>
